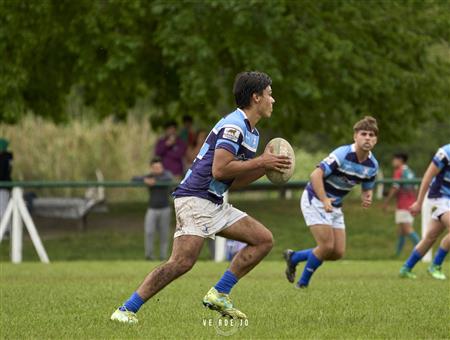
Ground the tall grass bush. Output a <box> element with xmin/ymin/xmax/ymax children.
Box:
<box><xmin>0</xmin><ymin>115</ymin><xmax>155</xmax><ymax>201</ymax></box>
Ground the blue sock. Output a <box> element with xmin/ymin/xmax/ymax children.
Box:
<box><xmin>120</xmin><ymin>292</ymin><xmax>144</xmax><ymax>313</ymax></box>
<box><xmin>404</xmin><ymin>249</ymin><xmax>422</xmax><ymax>269</ymax></box>
<box><xmin>396</xmin><ymin>236</ymin><xmax>406</xmax><ymax>256</ymax></box>
<box><xmin>291</xmin><ymin>248</ymin><xmax>313</xmax><ymax>266</ymax></box>
<box><xmin>433</xmin><ymin>247</ymin><xmax>448</xmax><ymax>266</ymax></box>
<box><xmin>215</xmin><ymin>270</ymin><xmax>238</xmax><ymax>294</ymax></box>
<box><xmin>408</xmin><ymin>232</ymin><xmax>420</xmax><ymax>245</ymax></box>
<box><xmin>298</xmin><ymin>252</ymin><xmax>323</xmax><ymax>286</ymax></box>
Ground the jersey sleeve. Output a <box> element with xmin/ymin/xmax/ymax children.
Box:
<box><xmin>432</xmin><ymin>147</ymin><xmax>449</xmax><ymax>170</ymax></box>
<box><xmin>319</xmin><ymin>146</ymin><xmax>347</xmax><ymax>177</ymax></box>
<box><xmin>362</xmin><ymin>177</ymin><xmax>376</xmax><ymax>190</ymax></box>
<box><xmin>215</xmin><ymin>124</ymin><xmax>244</xmax><ymax>156</ymax></box>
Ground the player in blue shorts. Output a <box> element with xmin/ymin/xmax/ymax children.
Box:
<box><xmin>283</xmin><ymin>116</ymin><xmax>379</xmax><ymax>288</ymax></box>
<box><xmin>111</xmin><ymin>71</ymin><xmax>291</xmax><ymax>323</ymax></box>
<box><xmin>399</xmin><ymin>144</ymin><xmax>450</xmax><ymax>280</ymax></box>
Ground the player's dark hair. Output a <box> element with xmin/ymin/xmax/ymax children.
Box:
<box><xmin>233</xmin><ymin>71</ymin><xmax>272</xmax><ymax>109</ymax></box>
<box><xmin>393</xmin><ymin>152</ymin><xmax>408</xmax><ymax>163</ymax></box>
<box><xmin>353</xmin><ymin>116</ymin><xmax>378</xmax><ymax>136</ymax></box>
<box><xmin>150</xmin><ymin>156</ymin><xmax>162</xmax><ymax>165</ymax></box>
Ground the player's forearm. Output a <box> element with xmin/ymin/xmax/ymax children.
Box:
<box><xmin>213</xmin><ymin>157</ymin><xmax>263</xmax><ymax>181</ymax></box>
<box><xmin>384</xmin><ymin>187</ymin><xmax>398</xmax><ymax>204</ymax></box>
<box><xmin>231</xmin><ymin>167</ymin><xmax>266</xmax><ymax>189</ymax></box>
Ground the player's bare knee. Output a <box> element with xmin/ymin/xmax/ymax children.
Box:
<box><xmin>177</xmin><ymin>258</ymin><xmax>196</xmax><ymax>274</ymax></box>
<box><xmin>258</xmin><ymin>228</ymin><xmax>274</xmax><ymax>253</ymax></box>
<box><xmin>262</xmin><ymin>237</ymin><xmax>274</xmax><ymax>255</ymax></box>
<box><xmin>167</xmin><ymin>256</ymin><xmax>196</xmax><ymax>275</ymax></box>
<box><xmin>425</xmin><ymin>232</ymin><xmax>439</xmax><ymax>244</ymax></box>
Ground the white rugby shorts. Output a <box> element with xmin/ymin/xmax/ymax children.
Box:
<box><xmin>395</xmin><ymin>209</ymin><xmax>414</xmax><ymax>224</ymax></box>
<box><xmin>173</xmin><ymin>196</ymin><xmax>247</xmax><ymax>239</ymax></box>
<box><xmin>429</xmin><ymin>197</ymin><xmax>450</xmax><ymax>222</ymax></box>
<box><xmin>300</xmin><ymin>190</ymin><xmax>345</xmax><ymax>229</ymax></box>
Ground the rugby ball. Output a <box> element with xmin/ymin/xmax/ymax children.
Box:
<box><xmin>265</xmin><ymin>138</ymin><xmax>295</xmax><ymax>185</ymax></box>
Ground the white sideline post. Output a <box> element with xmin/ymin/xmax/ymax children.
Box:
<box><xmin>421</xmin><ymin>195</ymin><xmax>432</xmax><ymax>263</ymax></box>
<box><xmin>11</xmin><ymin>196</ymin><xmax>23</xmax><ymax>263</ymax></box>
<box><xmin>376</xmin><ymin>170</ymin><xmax>384</xmax><ymax>200</ymax></box>
<box><xmin>214</xmin><ymin>192</ymin><xmax>228</xmax><ymax>262</ymax></box>
<box><xmin>0</xmin><ymin>187</ymin><xmax>50</xmax><ymax>263</ymax></box>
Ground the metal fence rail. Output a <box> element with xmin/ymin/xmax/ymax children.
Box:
<box><xmin>0</xmin><ymin>178</ymin><xmax>422</xmax><ymax>188</ymax></box>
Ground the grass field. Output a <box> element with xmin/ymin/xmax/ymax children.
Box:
<box><xmin>1</xmin><ymin>260</ymin><xmax>449</xmax><ymax>339</ymax></box>
<box><xmin>1</xmin><ymin>198</ymin><xmax>449</xmax><ymax>339</ymax></box>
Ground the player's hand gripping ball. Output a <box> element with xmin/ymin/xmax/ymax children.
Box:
<box><xmin>265</xmin><ymin>138</ymin><xmax>295</xmax><ymax>185</ymax></box>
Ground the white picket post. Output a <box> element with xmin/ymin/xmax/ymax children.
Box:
<box><xmin>16</xmin><ymin>188</ymin><xmax>50</xmax><ymax>263</ymax></box>
<box><xmin>376</xmin><ymin>170</ymin><xmax>384</xmax><ymax>200</ymax></box>
<box><xmin>0</xmin><ymin>187</ymin><xmax>50</xmax><ymax>263</ymax></box>
<box><xmin>11</xmin><ymin>190</ymin><xmax>23</xmax><ymax>263</ymax></box>
<box><xmin>421</xmin><ymin>196</ymin><xmax>432</xmax><ymax>263</ymax></box>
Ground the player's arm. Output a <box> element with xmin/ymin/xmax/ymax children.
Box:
<box><xmin>231</xmin><ymin>144</ymin><xmax>293</xmax><ymax>189</ymax></box>
<box><xmin>361</xmin><ymin>189</ymin><xmax>373</xmax><ymax>208</ymax></box>
<box><xmin>361</xmin><ymin>175</ymin><xmax>376</xmax><ymax>209</ymax></box>
<box><xmin>409</xmin><ymin>162</ymin><xmax>440</xmax><ymax>216</ymax></box>
<box><xmin>310</xmin><ymin>167</ymin><xmax>334</xmax><ymax>212</ymax></box>
<box><xmin>212</xmin><ymin>148</ymin><xmax>291</xmax><ymax>182</ymax></box>
<box><xmin>382</xmin><ymin>177</ymin><xmax>399</xmax><ymax>210</ymax></box>
<box><xmin>383</xmin><ymin>186</ymin><xmax>398</xmax><ymax>207</ymax></box>
<box><xmin>230</xmin><ymin>167</ymin><xmax>266</xmax><ymax>189</ymax></box>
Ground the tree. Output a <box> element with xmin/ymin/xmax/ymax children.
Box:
<box><xmin>1</xmin><ymin>0</ymin><xmax>449</xmax><ymax>143</ymax></box>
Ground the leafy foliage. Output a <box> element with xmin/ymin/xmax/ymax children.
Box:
<box><xmin>1</xmin><ymin>0</ymin><xmax>449</xmax><ymax>142</ymax></box>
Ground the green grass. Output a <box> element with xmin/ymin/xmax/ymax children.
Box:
<box><xmin>0</xmin><ymin>199</ymin><xmax>432</xmax><ymax>262</ymax></box>
<box><xmin>1</xmin><ymin>261</ymin><xmax>449</xmax><ymax>339</ymax></box>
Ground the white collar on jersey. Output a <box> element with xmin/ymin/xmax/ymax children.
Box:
<box><xmin>237</xmin><ymin>108</ymin><xmax>248</xmax><ymax>119</ymax></box>
<box><xmin>236</xmin><ymin>108</ymin><xmax>256</xmax><ymax>133</ymax></box>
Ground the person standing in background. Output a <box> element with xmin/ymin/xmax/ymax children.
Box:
<box><xmin>134</xmin><ymin>157</ymin><xmax>173</xmax><ymax>261</ymax></box>
<box><xmin>179</xmin><ymin>115</ymin><xmax>196</xmax><ymax>148</ymax></box>
<box><xmin>0</xmin><ymin>138</ymin><xmax>13</xmax><ymax>233</ymax></box>
<box><xmin>185</xmin><ymin>129</ymin><xmax>208</xmax><ymax>167</ymax></box>
<box><xmin>181</xmin><ymin>116</ymin><xmax>200</xmax><ymax>171</ymax></box>
<box><xmin>383</xmin><ymin>153</ymin><xmax>420</xmax><ymax>256</ymax></box>
<box><xmin>155</xmin><ymin>121</ymin><xmax>187</xmax><ymax>180</ymax></box>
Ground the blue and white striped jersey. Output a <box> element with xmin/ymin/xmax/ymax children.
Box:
<box><xmin>429</xmin><ymin>144</ymin><xmax>450</xmax><ymax>199</ymax></box>
<box><xmin>306</xmin><ymin>144</ymin><xmax>379</xmax><ymax>207</ymax></box>
<box><xmin>173</xmin><ymin>108</ymin><xmax>259</xmax><ymax>204</ymax></box>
